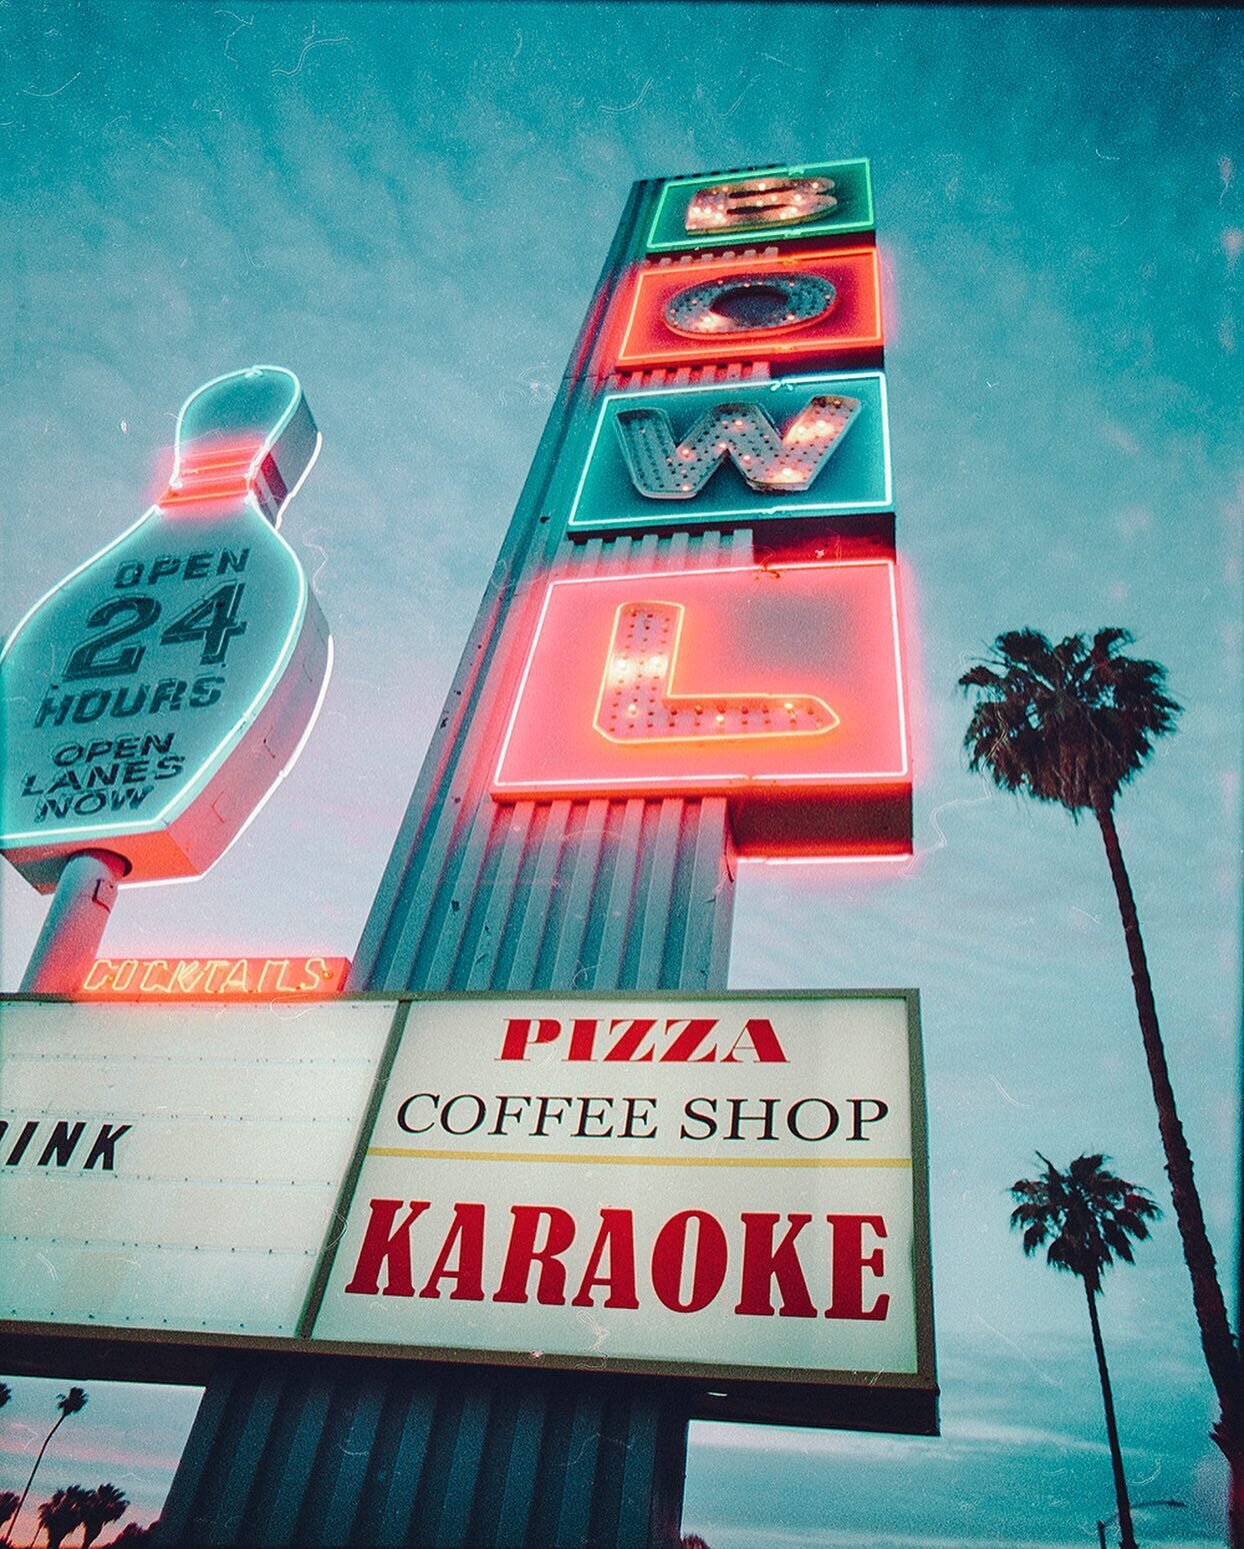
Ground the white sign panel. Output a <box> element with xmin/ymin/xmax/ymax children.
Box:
<box><xmin>312</xmin><ymin>993</ymin><xmax>932</xmax><ymax>1396</ymax></box>
<box><xmin>0</xmin><ymin>998</ymin><xmax>393</xmax><ymax>1336</ymax></box>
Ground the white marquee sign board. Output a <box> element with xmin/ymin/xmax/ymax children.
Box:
<box><xmin>312</xmin><ymin>992</ymin><xmax>933</xmax><ymax>1398</ymax></box>
<box><xmin>0</xmin><ymin>993</ymin><xmax>932</xmax><ymax>1416</ymax></box>
<box><xmin>0</xmin><ymin>998</ymin><xmax>392</xmax><ymax>1335</ymax></box>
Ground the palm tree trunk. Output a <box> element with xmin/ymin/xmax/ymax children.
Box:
<box><xmin>7</xmin><ymin>1414</ymin><xmax>65</xmax><ymax>1548</ymax></box>
<box><xmin>1085</xmin><ymin>1279</ymin><xmax>1136</xmax><ymax>1549</ymax></box>
<box><xmin>1095</xmin><ymin>800</ymin><xmax>1244</xmax><ymax>1542</ymax></box>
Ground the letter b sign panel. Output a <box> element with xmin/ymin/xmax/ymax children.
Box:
<box><xmin>492</xmin><ymin>561</ymin><xmax>911</xmax><ymax>857</ymax></box>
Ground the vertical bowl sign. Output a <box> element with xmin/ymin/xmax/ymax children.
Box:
<box><xmin>0</xmin><ymin>367</ymin><xmax>331</xmax><ymax>890</ymax></box>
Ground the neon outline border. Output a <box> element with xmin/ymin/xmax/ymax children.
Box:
<box><xmin>646</xmin><ymin>159</ymin><xmax>875</xmax><ymax>253</ymax></box>
<box><xmin>168</xmin><ymin>364</ymin><xmax>318</xmax><ymax>531</ymax></box>
<box><xmin>616</xmin><ymin>246</ymin><xmax>882</xmax><ymax>367</ymax></box>
<box><xmin>1</xmin><ymin>369</ymin><xmax>328</xmax><ymax>852</ymax></box>
<box><xmin>566</xmin><ymin>371</ymin><xmax>891</xmax><ymax>531</ymax></box>
<box><xmin>492</xmin><ymin>558</ymin><xmax>909</xmax><ymax>794</ymax></box>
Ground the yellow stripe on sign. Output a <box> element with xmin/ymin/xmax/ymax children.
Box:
<box><xmin>366</xmin><ymin>1146</ymin><xmax>912</xmax><ymax>1169</ymax></box>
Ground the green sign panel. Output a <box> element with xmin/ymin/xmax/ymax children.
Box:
<box><xmin>566</xmin><ymin>371</ymin><xmax>891</xmax><ymax>535</ymax></box>
<box><xmin>646</xmin><ymin>158</ymin><xmax>875</xmax><ymax>252</ymax></box>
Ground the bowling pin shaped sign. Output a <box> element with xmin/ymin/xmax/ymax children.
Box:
<box><xmin>0</xmin><ymin>366</ymin><xmax>331</xmax><ymax>891</ymax></box>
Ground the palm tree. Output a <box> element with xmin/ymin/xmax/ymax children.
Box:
<box><xmin>1011</xmin><ymin>1153</ymin><xmax>1160</xmax><ymax>1549</ymax></box>
<box><xmin>35</xmin><ymin>1488</ymin><xmax>86</xmax><ymax>1549</ymax></box>
<box><xmin>7</xmin><ymin>1389</ymin><xmax>87</xmax><ymax>1548</ymax></box>
<box><xmin>960</xmin><ymin>628</ymin><xmax>1243</xmax><ymax>1538</ymax></box>
<box><xmin>77</xmin><ymin>1485</ymin><xmax>128</xmax><ymax>1549</ymax></box>
<box><xmin>0</xmin><ymin>1496</ymin><xmax>17</xmax><ymax>1539</ymax></box>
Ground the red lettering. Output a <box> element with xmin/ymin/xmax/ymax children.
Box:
<box><xmin>660</xmin><ymin>1018</ymin><xmax>719</xmax><ymax>1063</ymax></box>
<box><xmin>571</xmin><ymin>1209</ymin><xmax>640</xmax><ymax>1308</ymax></box>
<box><xmin>603</xmin><ymin>1018</ymin><xmax>657</xmax><ymax>1062</ymax></box>
<box><xmin>499</xmin><ymin>1018</ymin><xmax>562</xmax><ymax>1060</ymax></box>
<box><xmin>567</xmin><ymin>1018</ymin><xmax>599</xmax><ymax>1060</ymax></box>
<box><xmin>825</xmin><ymin>1213</ymin><xmax>889</xmax><ymax>1321</ymax></box>
<box><xmin>418</xmin><ymin>1202</ymin><xmax>486</xmax><ymax>1301</ymax></box>
<box><xmin>721</xmin><ymin>1017</ymin><xmax>788</xmax><ymax>1063</ymax></box>
<box><xmin>493</xmin><ymin>1205</ymin><xmax>576</xmax><ymax>1304</ymax></box>
<box><xmin>734</xmin><ymin>1212</ymin><xmax>816</xmax><ymax>1317</ymax></box>
<box><xmin>651</xmin><ymin>1209</ymin><xmax>728</xmax><ymax>1312</ymax></box>
<box><xmin>343</xmin><ymin>1199</ymin><xmax>431</xmax><ymax>1297</ymax></box>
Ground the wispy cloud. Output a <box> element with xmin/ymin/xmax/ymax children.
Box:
<box><xmin>691</xmin><ymin>1412</ymin><xmax>1110</xmax><ymax>1464</ymax></box>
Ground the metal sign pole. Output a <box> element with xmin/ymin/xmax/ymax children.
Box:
<box><xmin>158</xmin><ymin>159</ymin><xmax>909</xmax><ymax>1549</ymax></box>
<box><xmin>19</xmin><ymin>850</ymin><xmax>127</xmax><ymax>994</ymax></box>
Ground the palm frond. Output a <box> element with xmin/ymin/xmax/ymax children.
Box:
<box><xmin>1008</xmin><ymin>1153</ymin><xmax>1159</xmax><ymax>1287</ymax></box>
<box><xmin>959</xmin><ymin>630</ymin><xmax>1180</xmax><ymax>814</ymax></box>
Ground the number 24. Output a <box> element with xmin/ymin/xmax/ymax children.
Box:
<box><xmin>65</xmin><ymin>584</ymin><xmax>247</xmax><ymax>681</ymax></box>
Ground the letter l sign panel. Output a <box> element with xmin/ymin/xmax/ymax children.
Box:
<box><xmin>492</xmin><ymin>560</ymin><xmax>911</xmax><ymax>858</ymax></box>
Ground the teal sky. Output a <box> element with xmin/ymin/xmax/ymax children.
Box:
<box><xmin>0</xmin><ymin>4</ymin><xmax>1239</xmax><ymax>1546</ymax></box>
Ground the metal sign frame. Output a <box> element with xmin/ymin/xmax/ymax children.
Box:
<box><xmin>0</xmin><ymin>989</ymin><xmax>935</xmax><ymax>1434</ymax></box>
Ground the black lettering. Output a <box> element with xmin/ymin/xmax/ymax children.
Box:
<box><xmin>489</xmin><ymin>1095</ymin><xmax>532</xmax><ymax>1136</ymax></box>
<box><xmin>788</xmin><ymin>1098</ymin><xmax>839</xmax><ymax>1142</ymax></box>
<box><xmin>396</xmin><ymin>1094</ymin><xmax>437</xmax><ymax>1134</ymax></box>
<box><xmin>573</xmin><ymin>1097</ymin><xmax>614</xmax><ymax>1138</ymax></box>
<box><xmin>5</xmin><ymin>1120</ymin><xmax>39</xmax><ymax>1165</ymax></box>
<box><xmin>620</xmin><ymin>1096</ymin><xmax>658</xmax><ymax>1139</ymax></box>
<box><xmin>441</xmin><ymin>1093</ymin><xmax>486</xmax><ymax>1135</ymax></box>
<box><xmin>726</xmin><ymin>1097</ymin><xmax>778</xmax><ymax>1141</ymax></box>
<box><xmin>149</xmin><ymin>678</ymin><xmax>186</xmax><ymax>713</ymax></box>
<box><xmin>83</xmin><ymin>1124</ymin><xmax>131</xmax><ymax>1171</ymax></box>
<box><xmin>848</xmin><ymin>1098</ymin><xmax>888</xmax><ymax>1140</ymax></box>
<box><xmin>71</xmin><ymin>690</ymin><xmax>112</xmax><ymax>724</ymax></box>
<box><xmin>680</xmin><ymin>1098</ymin><xmax>717</xmax><ymax>1140</ymax></box>
<box><xmin>34</xmin><ymin>687</ymin><xmax>75</xmax><ymax>729</ymax></box>
<box><xmin>38</xmin><ymin>1121</ymin><xmax>86</xmax><ymax>1167</ymax></box>
<box><xmin>189</xmin><ymin>675</ymin><xmax>225</xmax><ymax>709</ymax></box>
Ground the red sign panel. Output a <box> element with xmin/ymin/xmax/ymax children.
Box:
<box><xmin>613</xmin><ymin>246</ymin><xmax>882</xmax><ymax>370</ymax></box>
<box><xmin>492</xmin><ymin>561</ymin><xmax>910</xmax><ymax>857</ymax></box>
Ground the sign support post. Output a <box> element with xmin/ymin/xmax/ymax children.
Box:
<box><xmin>151</xmin><ymin>159</ymin><xmax>926</xmax><ymax>1549</ymax></box>
<box><xmin>18</xmin><ymin>849</ymin><xmax>127</xmax><ymax>993</ymax></box>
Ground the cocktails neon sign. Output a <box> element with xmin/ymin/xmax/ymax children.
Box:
<box><xmin>79</xmin><ymin>955</ymin><xmax>350</xmax><ymax>997</ymax></box>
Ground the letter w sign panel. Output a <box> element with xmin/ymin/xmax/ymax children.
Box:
<box><xmin>567</xmin><ymin>372</ymin><xmax>891</xmax><ymax>534</ymax></box>
<box><xmin>311</xmin><ymin>992</ymin><xmax>934</xmax><ymax>1425</ymax></box>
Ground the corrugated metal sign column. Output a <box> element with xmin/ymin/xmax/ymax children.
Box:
<box><xmin>159</xmin><ymin>179</ymin><xmax>735</xmax><ymax>1548</ymax></box>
